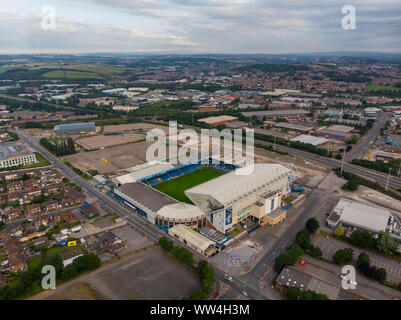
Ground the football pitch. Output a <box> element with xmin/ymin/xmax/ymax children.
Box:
<box><xmin>153</xmin><ymin>167</ymin><xmax>225</xmax><ymax>204</ymax></box>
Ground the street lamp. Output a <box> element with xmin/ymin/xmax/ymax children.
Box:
<box><xmin>386</xmin><ymin>167</ymin><xmax>392</xmax><ymax>191</ymax></box>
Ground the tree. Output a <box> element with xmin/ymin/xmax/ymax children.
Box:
<box><xmin>159</xmin><ymin>237</ymin><xmax>174</xmax><ymax>251</ymax></box>
<box><xmin>343</xmin><ymin>179</ymin><xmax>359</xmax><ymax>191</ymax></box>
<box><xmin>286</xmin><ymin>286</ymin><xmax>302</xmax><ymax>300</ymax></box>
<box><xmin>60</xmin><ymin>264</ymin><xmax>78</xmax><ymax>281</ymax></box>
<box><xmin>275</xmin><ymin>253</ymin><xmax>297</xmax><ymax>270</ymax></box>
<box><xmin>286</xmin><ymin>243</ymin><xmax>304</xmax><ymax>258</ymax></box>
<box><xmin>376</xmin><ymin>268</ymin><xmax>387</xmax><ymax>283</ymax></box>
<box><xmin>332</xmin><ymin>248</ymin><xmax>353</xmax><ymax>265</ymax></box>
<box><xmin>306</xmin><ymin>218</ymin><xmax>320</xmax><ymax>234</ymax></box>
<box><xmin>335</xmin><ymin>225</ymin><xmax>345</xmax><ymax>237</ymax></box>
<box><xmin>350</xmin><ymin>136</ymin><xmax>359</xmax><ymax>144</ymax></box>
<box><xmin>377</xmin><ymin>231</ymin><xmax>398</xmax><ymax>255</ymax></box>
<box><xmin>357</xmin><ymin>252</ymin><xmax>370</xmax><ymax>267</ymax></box>
<box><xmin>349</xmin><ymin>230</ymin><xmax>376</xmax><ymax>249</ymax></box>
<box><xmin>308</xmin><ymin>245</ymin><xmax>322</xmax><ymax>258</ymax></box>
<box><xmin>196</xmin><ymin>260</ymin><xmax>208</xmax><ymax>275</ymax></box>
<box><xmin>295</xmin><ymin>229</ymin><xmax>310</xmax><ymax>250</ymax></box>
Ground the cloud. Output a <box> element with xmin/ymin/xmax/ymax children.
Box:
<box><xmin>1</xmin><ymin>0</ymin><xmax>400</xmax><ymax>53</ymax></box>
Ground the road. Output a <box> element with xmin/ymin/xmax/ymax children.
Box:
<box><xmin>347</xmin><ymin>112</ymin><xmax>391</xmax><ymax>160</ymax></box>
<box><xmin>0</xmin><ymin>93</ymin><xmax>76</xmax><ymax>111</ymax></box>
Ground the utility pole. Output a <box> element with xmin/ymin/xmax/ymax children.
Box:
<box><xmin>386</xmin><ymin>168</ymin><xmax>392</xmax><ymax>191</ymax></box>
<box><xmin>273</xmin><ymin>135</ymin><xmax>276</xmax><ymax>151</ymax></box>
<box><xmin>340</xmin><ymin>150</ymin><xmax>345</xmax><ymax>176</ymax></box>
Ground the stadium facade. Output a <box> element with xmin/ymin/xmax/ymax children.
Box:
<box><xmin>110</xmin><ymin>158</ymin><xmax>293</xmax><ymax>241</ymax></box>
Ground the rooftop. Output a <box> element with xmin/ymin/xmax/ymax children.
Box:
<box><xmin>0</xmin><ymin>144</ymin><xmax>32</xmax><ymax>160</ymax></box>
<box><xmin>290</xmin><ymin>134</ymin><xmax>329</xmax><ymax>146</ymax></box>
<box><xmin>169</xmin><ymin>224</ymin><xmax>215</xmax><ymax>251</ymax></box>
<box><xmin>328</xmin><ymin>198</ymin><xmax>391</xmax><ymax>233</ymax></box>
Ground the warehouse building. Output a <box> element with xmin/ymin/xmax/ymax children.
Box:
<box><xmin>323</xmin><ymin>109</ymin><xmax>343</xmax><ymax>118</ymax></box>
<box><xmin>290</xmin><ymin>135</ymin><xmax>329</xmax><ymax>147</ymax></box>
<box><xmin>0</xmin><ymin>144</ymin><xmax>37</xmax><ymax>169</ymax></box>
<box><xmin>327</xmin><ymin>198</ymin><xmax>391</xmax><ymax>234</ymax></box>
<box><xmin>242</xmin><ymin>109</ymin><xmax>309</xmax><ymax>121</ymax></box>
<box><xmin>316</xmin><ymin>125</ymin><xmax>355</xmax><ymax>142</ymax></box>
<box><xmin>364</xmin><ymin>107</ymin><xmax>382</xmax><ymax>118</ymax></box>
<box><xmin>273</xmin><ymin>122</ymin><xmax>314</xmax><ymax>134</ymax></box>
<box><xmin>53</xmin><ymin>122</ymin><xmax>96</xmax><ymax>135</ymax></box>
<box><xmin>198</xmin><ymin>115</ymin><xmax>238</xmax><ymax>126</ymax></box>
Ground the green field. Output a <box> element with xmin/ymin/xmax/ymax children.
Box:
<box><xmin>364</xmin><ymin>84</ymin><xmax>401</xmax><ymax>93</ymax></box>
<box><xmin>153</xmin><ymin>167</ymin><xmax>225</xmax><ymax>204</ymax></box>
<box><xmin>42</xmin><ymin>69</ymin><xmax>104</xmax><ymax>79</ymax></box>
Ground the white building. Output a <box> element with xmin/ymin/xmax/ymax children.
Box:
<box><xmin>0</xmin><ymin>144</ymin><xmax>37</xmax><ymax>169</ymax></box>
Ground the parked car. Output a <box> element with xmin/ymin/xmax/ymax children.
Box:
<box><xmin>224</xmin><ymin>274</ymin><xmax>233</xmax><ymax>282</ymax></box>
<box><xmin>240</xmin><ymin>290</ymin><xmax>248</xmax><ymax>297</ymax></box>
<box><xmin>213</xmin><ymin>291</ymin><xmax>219</xmax><ymax>297</ymax></box>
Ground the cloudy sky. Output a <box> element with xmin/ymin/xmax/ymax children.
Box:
<box><xmin>1</xmin><ymin>0</ymin><xmax>400</xmax><ymax>54</ymax></box>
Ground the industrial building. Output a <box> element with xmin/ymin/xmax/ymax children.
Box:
<box><xmin>327</xmin><ymin>198</ymin><xmax>397</xmax><ymax>235</ymax></box>
<box><xmin>0</xmin><ymin>144</ymin><xmax>37</xmax><ymax>169</ymax></box>
<box><xmin>316</xmin><ymin>125</ymin><xmax>355</xmax><ymax>142</ymax></box>
<box><xmin>168</xmin><ymin>224</ymin><xmax>217</xmax><ymax>257</ymax></box>
<box><xmin>273</xmin><ymin>122</ymin><xmax>314</xmax><ymax>134</ymax></box>
<box><xmin>198</xmin><ymin>115</ymin><xmax>238</xmax><ymax>126</ymax></box>
<box><xmin>290</xmin><ymin>135</ymin><xmax>329</xmax><ymax>147</ymax></box>
<box><xmin>364</xmin><ymin>107</ymin><xmax>382</xmax><ymax>118</ymax></box>
<box><xmin>53</xmin><ymin>122</ymin><xmax>96</xmax><ymax>135</ymax></box>
<box><xmin>323</xmin><ymin>109</ymin><xmax>343</xmax><ymax>118</ymax></box>
<box><xmin>242</xmin><ymin>109</ymin><xmax>310</xmax><ymax>121</ymax></box>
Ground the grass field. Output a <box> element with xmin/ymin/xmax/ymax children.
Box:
<box><xmin>153</xmin><ymin>167</ymin><xmax>225</xmax><ymax>204</ymax></box>
<box><xmin>364</xmin><ymin>84</ymin><xmax>401</xmax><ymax>93</ymax></box>
<box><xmin>42</xmin><ymin>70</ymin><xmax>103</xmax><ymax>79</ymax></box>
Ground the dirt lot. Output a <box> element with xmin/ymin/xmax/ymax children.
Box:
<box><xmin>76</xmin><ymin>133</ymin><xmax>144</xmax><ymax>150</ymax></box>
<box><xmin>63</xmin><ymin>140</ymin><xmax>155</xmax><ymax>174</ymax></box>
<box><xmin>31</xmin><ymin>247</ymin><xmax>201</xmax><ymax>300</ymax></box>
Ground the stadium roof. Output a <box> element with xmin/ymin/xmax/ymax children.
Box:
<box><xmin>328</xmin><ymin>198</ymin><xmax>390</xmax><ymax>233</ymax></box>
<box><xmin>185</xmin><ymin>164</ymin><xmax>291</xmax><ymax>212</ymax></box>
<box><xmin>156</xmin><ymin>202</ymin><xmax>206</xmax><ymax>220</ymax></box>
<box><xmin>290</xmin><ymin>135</ymin><xmax>329</xmax><ymax>146</ymax></box>
<box><xmin>116</xmin><ymin>182</ymin><xmax>176</xmax><ymax>213</ymax></box>
<box><xmin>113</xmin><ymin>163</ymin><xmax>174</xmax><ymax>185</ymax></box>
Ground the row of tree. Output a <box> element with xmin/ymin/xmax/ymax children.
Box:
<box><xmin>357</xmin><ymin>252</ymin><xmax>387</xmax><ymax>283</ymax></box>
<box><xmin>275</xmin><ymin>218</ymin><xmax>322</xmax><ymax>270</ymax></box>
<box><xmin>0</xmin><ymin>253</ymin><xmax>101</xmax><ymax>300</ymax></box>
<box><xmin>39</xmin><ymin>138</ymin><xmax>76</xmax><ymax>156</ymax></box>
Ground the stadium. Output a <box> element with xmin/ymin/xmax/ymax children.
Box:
<box><xmin>109</xmin><ymin>157</ymin><xmax>293</xmax><ymax>256</ymax></box>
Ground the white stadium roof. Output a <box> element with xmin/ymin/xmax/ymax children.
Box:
<box><xmin>156</xmin><ymin>202</ymin><xmax>207</xmax><ymax>220</ymax></box>
<box><xmin>333</xmin><ymin>198</ymin><xmax>390</xmax><ymax>233</ymax></box>
<box><xmin>185</xmin><ymin>164</ymin><xmax>291</xmax><ymax>212</ymax></box>
<box><xmin>113</xmin><ymin>163</ymin><xmax>174</xmax><ymax>185</ymax></box>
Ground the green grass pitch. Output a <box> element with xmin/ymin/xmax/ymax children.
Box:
<box><xmin>153</xmin><ymin>167</ymin><xmax>225</xmax><ymax>204</ymax></box>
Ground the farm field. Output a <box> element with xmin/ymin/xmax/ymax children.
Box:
<box><xmin>153</xmin><ymin>167</ymin><xmax>224</xmax><ymax>204</ymax></box>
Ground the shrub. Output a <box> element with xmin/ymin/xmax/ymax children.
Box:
<box><xmin>332</xmin><ymin>248</ymin><xmax>353</xmax><ymax>265</ymax></box>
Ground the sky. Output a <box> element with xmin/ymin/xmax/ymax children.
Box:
<box><xmin>1</xmin><ymin>0</ymin><xmax>400</xmax><ymax>54</ymax></box>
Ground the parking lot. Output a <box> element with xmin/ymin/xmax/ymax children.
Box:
<box><xmin>313</xmin><ymin>235</ymin><xmax>401</xmax><ymax>284</ymax></box>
